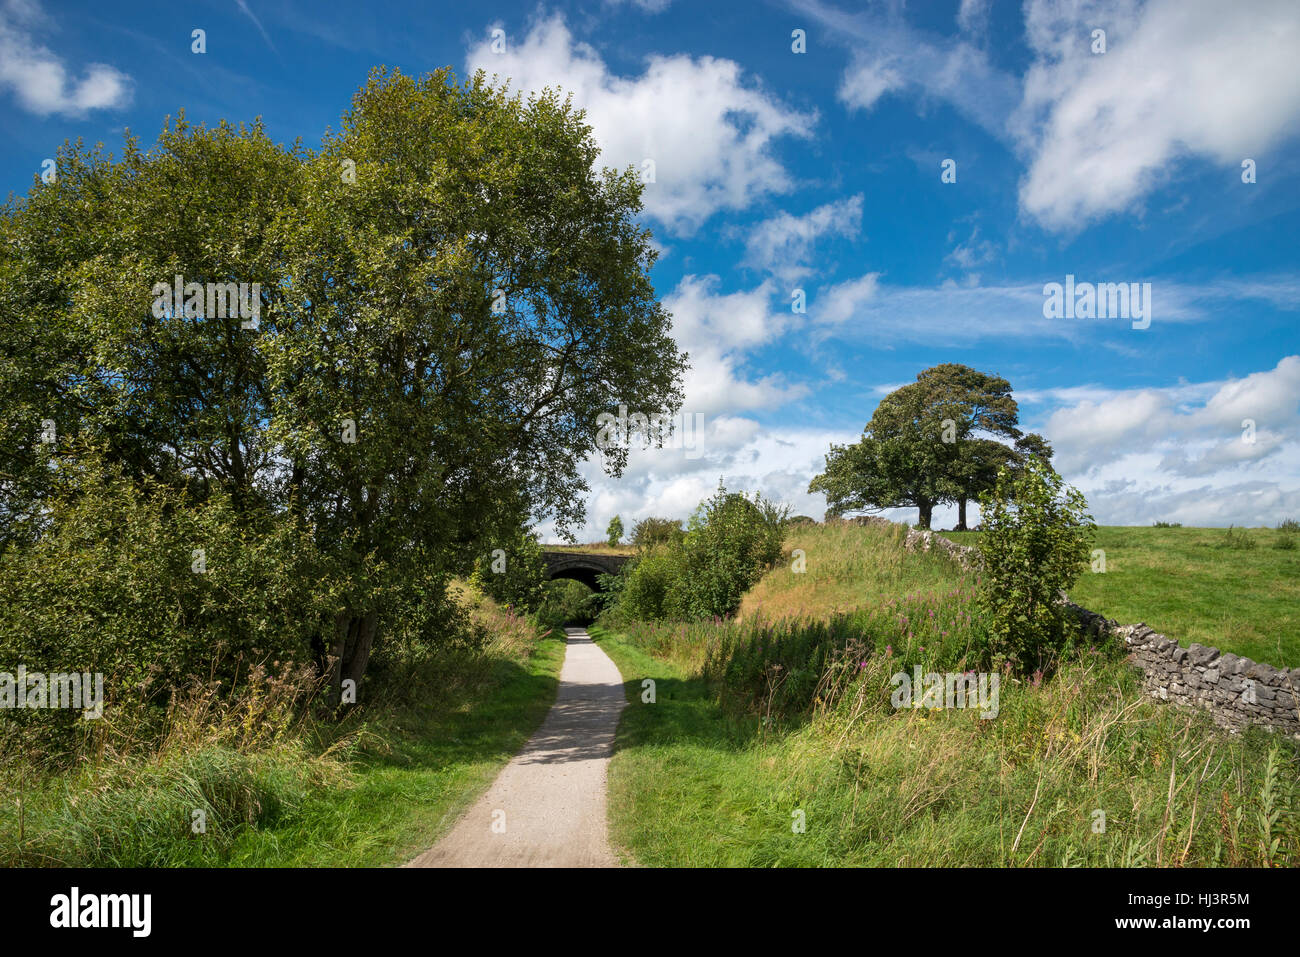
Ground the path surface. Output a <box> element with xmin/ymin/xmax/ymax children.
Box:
<box><xmin>406</xmin><ymin>628</ymin><xmax>627</xmax><ymax>868</ymax></box>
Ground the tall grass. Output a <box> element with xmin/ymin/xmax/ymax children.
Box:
<box><xmin>738</xmin><ymin>520</ymin><xmax>968</xmax><ymax>621</ymax></box>
<box><xmin>0</xmin><ymin>582</ymin><xmax>557</xmax><ymax>866</ymax></box>
<box><xmin>0</xmin><ymin>662</ymin><xmax>346</xmax><ymax>866</ymax></box>
<box><xmin>599</xmin><ymin>521</ymin><xmax>1300</xmax><ymax>867</ymax></box>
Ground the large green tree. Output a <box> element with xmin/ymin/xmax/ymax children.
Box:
<box><xmin>1</xmin><ymin>67</ymin><xmax>687</xmax><ymax>699</ymax></box>
<box><xmin>917</xmin><ymin>363</ymin><xmax>1021</xmax><ymax>530</ymax></box>
<box><xmin>809</xmin><ymin>363</ymin><xmax>1050</xmax><ymax>529</ymax></box>
<box><xmin>811</xmin><ymin>381</ymin><xmax>953</xmax><ymax>529</ymax></box>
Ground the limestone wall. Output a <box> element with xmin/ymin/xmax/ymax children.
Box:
<box><xmin>900</xmin><ymin>525</ymin><xmax>1300</xmax><ymax>735</ymax></box>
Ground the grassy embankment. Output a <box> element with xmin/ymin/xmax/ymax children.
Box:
<box><xmin>943</xmin><ymin>524</ymin><xmax>1299</xmax><ymax>666</ymax></box>
<box><xmin>594</xmin><ymin>521</ymin><xmax>1300</xmax><ymax>867</ymax></box>
<box><xmin>0</xmin><ymin>584</ymin><xmax>564</xmax><ymax>867</ymax></box>
<box><xmin>543</xmin><ymin>542</ymin><xmax>636</xmax><ymax>556</ymax></box>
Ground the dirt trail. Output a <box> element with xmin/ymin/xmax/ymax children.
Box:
<box><xmin>406</xmin><ymin>627</ymin><xmax>627</xmax><ymax>868</ymax></box>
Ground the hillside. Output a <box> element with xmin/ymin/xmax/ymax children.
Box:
<box><xmin>942</xmin><ymin>525</ymin><xmax>1299</xmax><ymax>667</ymax></box>
<box><xmin>593</xmin><ymin>521</ymin><xmax>1300</xmax><ymax>867</ymax></box>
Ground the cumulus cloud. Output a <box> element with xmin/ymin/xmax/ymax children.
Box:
<box><xmin>541</xmin><ymin>422</ymin><xmax>851</xmax><ymax>541</ymax></box>
<box><xmin>1015</xmin><ymin>0</ymin><xmax>1300</xmax><ymax>230</ymax></box>
<box><xmin>742</xmin><ymin>195</ymin><xmax>863</xmax><ymax>282</ymax></box>
<box><xmin>548</xmin><ymin>357</ymin><xmax>1300</xmax><ymax>538</ymax></box>
<box><xmin>466</xmin><ymin>14</ymin><xmax>813</xmax><ymax>234</ymax></box>
<box><xmin>1043</xmin><ymin>356</ymin><xmax>1300</xmax><ymax>475</ymax></box>
<box><xmin>1029</xmin><ymin>357</ymin><xmax>1300</xmax><ymax>526</ymax></box>
<box><xmin>0</xmin><ymin>0</ymin><xmax>131</xmax><ymax>116</ymax></box>
<box><xmin>663</xmin><ymin>275</ymin><xmax>807</xmax><ymax>416</ymax></box>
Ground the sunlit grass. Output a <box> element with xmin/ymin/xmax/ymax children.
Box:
<box><xmin>944</xmin><ymin>525</ymin><xmax>1299</xmax><ymax>666</ymax></box>
<box><xmin>598</xmin><ymin>521</ymin><xmax>1300</xmax><ymax>868</ymax></box>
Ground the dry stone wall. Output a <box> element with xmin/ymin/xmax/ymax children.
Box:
<box><xmin>899</xmin><ymin>524</ymin><xmax>1300</xmax><ymax>736</ymax></box>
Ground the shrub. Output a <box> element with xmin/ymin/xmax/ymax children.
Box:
<box><xmin>1152</xmin><ymin>520</ymin><xmax>1182</xmax><ymax>528</ymax></box>
<box><xmin>617</xmin><ymin>546</ymin><xmax>690</xmax><ymax>622</ymax></box>
<box><xmin>1278</xmin><ymin>518</ymin><xmax>1300</xmax><ymax>533</ymax></box>
<box><xmin>631</xmin><ymin>516</ymin><xmax>686</xmax><ymax>548</ymax></box>
<box><xmin>469</xmin><ymin>532</ymin><xmax>548</xmax><ymax>612</ymax></box>
<box><xmin>678</xmin><ymin>486</ymin><xmax>788</xmax><ymax>620</ymax></box>
<box><xmin>0</xmin><ymin>457</ymin><xmax>333</xmax><ymax>759</ymax></box>
<box><xmin>609</xmin><ymin>486</ymin><xmax>787</xmax><ymax>624</ymax></box>
<box><xmin>1217</xmin><ymin>526</ymin><xmax>1257</xmax><ymax>550</ymax></box>
<box><xmin>975</xmin><ymin>458</ymin><xmax>1094</xmax><ymax>674</ymax></box>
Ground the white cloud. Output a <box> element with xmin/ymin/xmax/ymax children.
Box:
<box><xmin>742</xmin><ymin>195</ymin><xmax>863</xmax><ymax>282</ymax></box>
<box><xmin>549</xmin><ymin>357</ymin><xmax>1300</xmax><ymax>539</ymax></box>
<box><xmin>0</xmin><ymin>0</ymin><xmax>131</xmax><ymax>117</ymax></box>
<box><xmin>663</xmin><ymin>275</ymin><xmax>807</xmax><ymax>416</ymax></box>
<box><xmin>837</xmin><ymin>58</ymin><xmax>903</xmax><ymax>112</ymax></box>
<box><xmin>945</xmin><ymin>225</ymin><xmax>998</xmax><ymax>271</ymax></box>
<box><xmin>957</xmin><ymin>0</ymin><xmax>990</xmax><ymax>36</ymax></box>
<box><xmin>235</xmin><ymin>0</ymin><xmax>276</xmax><ymax>53</ymax></box>
<box><xmin>804</xmin><ymin>0</ymin><xmax>1300</xmax><ymax>231</ymax></box>
<box><xmin>542</xmin><ymin>422</ymin><xmax>851</xmax><ymax>541</ymax></box>
<box><xmin>1014</xmin><ymin>0</ymin><xmax>1300</xmax><ymax>230</ymax></box>
<box><xmin>801</xmin><ymin>0</ymin><xmax>1017</xmax><ymax>135</ymax></box>
<box><xmin>815</xmin><ymin>272</ymin><xmax>881</xmax><ymax>325</ymax></box>
<box><xmin>1040</xmin><ymin>357</ymin><xmax>1300</xmax><ymax>518</ymax></box>
<box><xmin>466</xmin><ymin>14</ymin><xmax>813</xmax><ymax>234</ymax></box>
<box><xmin>605</xmin><ymin>0</ymin><xmax>672</xmax><ymax>12</ymax></box>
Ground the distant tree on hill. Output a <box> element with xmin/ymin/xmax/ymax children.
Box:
<box><xmin>606</xmin><ymin>514</ymin><xmax>625</xmax><ymax>547</ymax></box>
<box><xmin>809</xmin><ymin>364</ymin><xmax>1049</xmax><ymax>530</ymax></box>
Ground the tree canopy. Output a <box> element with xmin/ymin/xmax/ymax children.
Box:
<box><xmin>0</xmin><ymin>66</ymin><xmax>687</xmax><ymax>699</ymax></box>
<box><xmin>809</xmin><ymin>363</ymin><xmax>1051</xmax><ymax>529</ymax></box>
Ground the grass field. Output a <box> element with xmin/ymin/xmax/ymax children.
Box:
<box><xmin>596</xmin><ymin>625</ymin><xmax>1297</xmax><ymax>867</ymax></box>
<box><xmin>596</xmin><ymin>521</ymin><xmax>1300</xmax><ymax>867</ymax></box>
<box><xmin>941</xmin><ymin>525</ymin><xmax>1300</xmax><ymax>667</ymax></box>
<box><xmin>0</xmin><ymin>588</ymin><xmax>564</xmax><ymax>867</ymax></box>
<box><xmin>738</xmin><ymin>520</ymin><xmax>971</xmax><ymax>622</ymax></box>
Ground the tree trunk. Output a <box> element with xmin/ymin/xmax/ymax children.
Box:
<box><xmin>956</xmin><ymin>497</ymin><xmax>967</xmax><ymax>531</ymax></box>
<box><xmin>917</xmin><ymin>498</ymin><xmax>933</xmax><ymax>530</ymax></box>
<box><xmin>328</xmin><ymin>611</ymin><xmax>378</xmax><ymax>707</ymax></box>
<box><xmin>327</xmin><ymin>612</ymin><xmax>350</xmax><ymax>706</ymax></box>
<box><xmin>342</xmin><ymin>611</ymin><xmax>378</xmax><ymax>694</ymax></box>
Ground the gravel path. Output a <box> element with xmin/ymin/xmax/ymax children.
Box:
<box><xmin>406</xmin><ymin>627</ymin><xmax>627</xmax><ymax>868</ymax></box>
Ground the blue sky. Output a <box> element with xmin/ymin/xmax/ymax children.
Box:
<box><xmin>3</xmin><ymin>0</ymin><xmax>1298</xmax><ymax>534</ymax></box>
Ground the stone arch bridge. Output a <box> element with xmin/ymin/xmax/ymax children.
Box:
<box><xmin>541</xmin><ymin>551</ymin><xmax>630</xmax><ymax>592</ymax></box>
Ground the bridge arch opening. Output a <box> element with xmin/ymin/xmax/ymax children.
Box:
<box><xmin>539</xmin><ymin>551</ymin><xmax>630</xmax><ymax>596</ymax></box>
<box><xmin>546</xmin><ymin>567</ymin><xmax>602</xmax><ymax>592</ymax></box>
<box><xmin>539</xmin><ymin>577</ymin><xmax>601</xmax><ymax>627</ymax></box>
